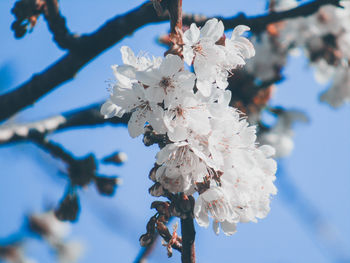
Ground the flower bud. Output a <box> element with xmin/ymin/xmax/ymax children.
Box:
<box><xmin>94</xmin><ymin>176</ymin><xmax>119</xmax><ymax>196</ymax></box>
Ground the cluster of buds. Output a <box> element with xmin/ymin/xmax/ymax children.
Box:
<box><xmin>139</xmin><ymin>193</ymin><xmax>195</xmax><ymax>257</ymax></box>
<box><xmin>55</xmin><ymin>152</ymin><xmax>125</xmax><ymax>222</ymax></box>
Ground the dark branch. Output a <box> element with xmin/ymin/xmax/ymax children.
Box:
<box><xmin>0</xmin><ymin>0</ymin><xmax>341</xmax><ymax>122</ymax></box>
<box><xmin>182</xmin><ymin>0</ymin><xmax>342</xmax><ymax>31</ymax></box>
<box><xmin>0</xmin><ymin>2</ymin><xmax>161</xmax><ymax>123</ymax></box>
<box><xmin>43</xmin><ymin>0</ymin><xmax>78</xmax><ymax>50</ymax></box>
<box><xmin>0</xmin><ymin>103</ymin><xmax>129</xmax><ymax>145</ymax></box>
<box><xmin>31</xmin><ymin>135</ymin><xmax>76</xmax><ymax>166</ymax></box>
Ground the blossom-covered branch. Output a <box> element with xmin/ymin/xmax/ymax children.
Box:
<box><xmin>0</xmin><ymin>0</ymin><xmax>341</xmax><ymax>123</ymax></box>
<box><xmin>0</xmin><ymin>103</ymin><xmax>129</xmax><ymax>145</ymax></box>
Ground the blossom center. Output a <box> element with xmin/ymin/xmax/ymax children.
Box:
<box><xmin>193</xmin><ymin>44</ymin><xmax>203</xmax><ymax>54</ymax></box>
<box><xmin>160</xmin><ymin>77</ymin><xmax>172</xmax><ymax>89</ymax></box>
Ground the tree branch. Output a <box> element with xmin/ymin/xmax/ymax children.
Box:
<box><xmin>182</xmin><ymin>0</ymin><xmax>342</xmax><ymax>31</ymax></box>
<box><xmin>43</xmin><ymin>0</ymin><xmax>78</xmax><ymax>50</ymax></box>
<box><xmin>0</xmin><ymin>103</ymin><xmax>129</xmax><ymax>145</ymax></box>
<box><xmin>0</xmin><ymin>0</ymin><xmax>341</xmax><ymax>122</ymax></box>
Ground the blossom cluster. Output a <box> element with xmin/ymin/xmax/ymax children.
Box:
<box><xmin>101</xmin><ymin>19</ymin><xmax>277</xmax><ymax>235</ymax></box>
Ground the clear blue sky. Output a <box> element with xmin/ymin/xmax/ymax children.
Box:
<box><xmin>0</xmin><ymin>1</ymin><xmax>349</xmax><ymax>263</ymax></box>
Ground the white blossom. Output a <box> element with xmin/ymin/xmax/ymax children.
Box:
<box><xmin>183</xmin><ymin>19</ymin><xmax>226</xmax><ymax>96</ymax></box>
<box><xmin>101</xmin><ymin>18</ymin><xmax>277</xmax><ymax>236</ymax></box>
<box><xmin>194</xmin><ymin>186</ymin><xmax>238</xmax><ymax>236</ymax></box>
<box><xmin>135</xmin><ymin>54</ymin><xmax>195</xmax><ymax>108</ymax></box>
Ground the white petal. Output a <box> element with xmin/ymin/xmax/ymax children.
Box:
<box><xmin>149</xmin><ymin>105</ymin><xmax>167</xmax><ymax>134</ymax></box>
<box><xmin>212</xmin><ymin>221</ymin><xmax>220</xmax><ymax>235</ymax></box>
<box><xmin>259</xmin><ymin>145</ymin><xmax>276</xmax><ymax>158</ymax></box>
<box><xmin>183</xmin><ymin>23</ymin><xmax>200</xmax><ymax>45</ymax></box>
<box><xmin>120</xmin><ymin>46</ymin><xmax>137</xmax><ymax>65</ymax></box>
<box><xmin>196</xmin><ymin>79</ymin><xmax>212</xmax><ymax>97</ymax></box>
<box><xmin>116</xmin><ymin>65</ymin><xmax>137</xmax><ymax>79</ymax></box>
<box><xmin>144</xmin><ymin>86</ymin><xmax>165</xmax><ymax>104</ymax></box>
<box><xmin>100</xmin><ymin>100</ymin><xmax>122</xmax><ymax>119</ymax></box>
<box><xmin>221</xmin><ymin>221</ymin><xmax>237</xmax><ymax>236</ymax></box>
<box><xmin>183</xmin><ymin>45</ymin><xmax>195</xmax><ymax>65</ymax></box>
<box><xmin>200</xmin><ymin>19</ymin><xmax>224</xmax><ymax>42</ymax></box>
<box><xmin>232</xmin><ymin>25</ymin><xmax>250</xmax><ymax>37</ymax></box>
<box><xmin>167</xmin><ymin>125</ymin><xmax>188</xmax><ymax>142</ymax></box>
<box><xmin>156</xmin><ymin>144</ymin><xmax>174</xmax><ymax>164</ymax></box>
<box><xmin>127</xmin><ymin>109</ymin><xmax>147</xmax><ymax>138</ymax></box>
<box><xmin>159</xmin><ymin>54</ymin><xmax>183</xmax><ymax>77</ymax></box>
<box><xmin>174</xmin><ymin>71</ymin><xmax>196</xmax><ymax>90</ymax></box>
<box><xmin>136</xmin><ymin>70</ymin><xmax>161</xmax><ymax>87</ymax></box>
<box><xmin>194</xmin><ymin>198</ymin><xmax>210</xmax><ymax>227</ymax></box>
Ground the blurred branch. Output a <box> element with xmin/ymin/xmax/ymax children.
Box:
<box><xmin>43</xmin><ymin>0</ymin><xmax>78</xmax><ymax>50</ymax></box>
<box><xmin>277</xmin><ymin>162</ymin><xmax>350</xmax><ymax>262</ymax></box>
<box><xmin>185</xmin><ymin>0</ymin><xmax>342</xmax><ymax>31</ymax></box>
<box><xmin>0</xmin><ymin>103</ymin><xmax>129</xmax><ymax>145</ymax></box>
<box><xmin>134</xmin><ymin>234</ymin><xmax>160</xmax><ymax>263</ymax></box>
<box><xmin>31</xmin><ymin>134</ymin><xmax>77</xmax><ymax>167</ymax></box>
<box><xmin>0</xmin><ymin>0</ymin><xmax>341</xmax><ymax>122</ymax></box>
<box><xmin>31</xmin><ymin>134</ymin><xmax>120</xmax><ymax>220</ymax></box>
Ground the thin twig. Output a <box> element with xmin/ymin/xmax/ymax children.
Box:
<box><xmin>31</xmin><ymin>135</ymin><xmax>76</xmax><ymax>166</ymax></box>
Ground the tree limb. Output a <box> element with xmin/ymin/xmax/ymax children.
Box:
<box><xmin>0</xmin><ymin>0</ymin><xmax>341</xmax><ymax>122</ymax></box>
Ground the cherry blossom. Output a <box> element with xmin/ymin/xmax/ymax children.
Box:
<box><xmin>101</xmin><ymin>18</ymin><xmax>277</xmax><ymax>235</ymax></box>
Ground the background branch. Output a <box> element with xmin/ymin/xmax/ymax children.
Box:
<box><xmin>43</xmin><ymin>0</ymin><xmax>77</xmax><ymax>50</ymax></box>
<box><xmin>0</xmin><ymin>103</ymin><xmax>129</xmax><ymax>145</ymax></box>
<box><xmin>0</xmin><ymin>0</ymin><xmax>340</xmax><ymax>123</ymax></box>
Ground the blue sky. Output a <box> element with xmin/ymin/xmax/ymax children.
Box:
<box><xmin>0</xmin><ymin>1</ymin><xmax>349</xmax><ymax>263</ymax></box>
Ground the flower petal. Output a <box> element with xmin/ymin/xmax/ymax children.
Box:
<box><xmin>127</xmin><ymin>109</ymin><xmax>147</xmax><ymax>138</ymax></box>
<box><xmin>221</xmin><ymin>221</ymin><xmax>237</xmax><ymax>236</ymax></box>
<box><xmin>100</xmin><ymin>100</ymin><xmax>123</xmax><ymax>118</ymax></box>
<box><xmin>200</xmin><ymin>19</ymin><xmax>224</xmax><ymax>42</ymax></box>
<box><xmin>183</xmin><ymin>23</ymin><xmax>200</xmax><ymax>45</ymax></box>
<box><xmin>136</xmin><ymin>70</ymin><xmax>161</xmax><ymax>87</ymax></box>
<box><xmin>159</xmin><ymin>54</ymin><xmax>183</xmax><ymax>77</ymax></box>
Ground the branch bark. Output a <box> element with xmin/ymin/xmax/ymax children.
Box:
<box><xmin>0</xmin><ymin>0</ymin><xmax>341</xmax><ymax>122</ymax></box>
